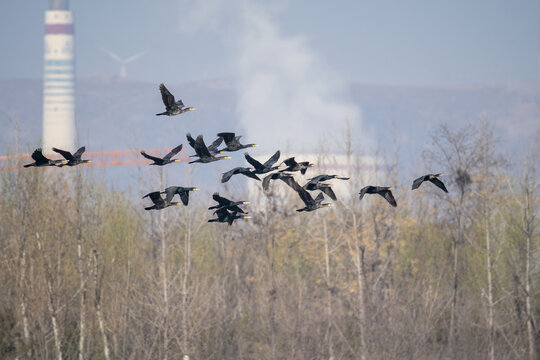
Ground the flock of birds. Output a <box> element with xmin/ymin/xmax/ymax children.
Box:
<box><xmin>24</xmin><ymin>84</ymin><xmax>449</xmax><ymax>225</ymax></box>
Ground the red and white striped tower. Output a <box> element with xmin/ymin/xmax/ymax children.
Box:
<box><xmin>43</xmin><ymin>0</ymin><xmax>77</xmax><ymax>153</ymax></box>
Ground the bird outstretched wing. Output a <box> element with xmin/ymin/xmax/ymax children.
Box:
<box><xmin>52</xmin><ymin>147</ymin><xmax>74</xmax><ymax>161</ymax></box>
<box><xmin>411</xmin><ymin>175</ymin><xmax>427</xmax><ymax>190</ymax></box>
<box><xmin>358</xmin><ymin>186</ymin><xmax>371</xmax><ymax>200</ymax></box>
<box><xmin>72</xmin><ymin>146</ymin><xmax>86</xmax><ymax>160</ymax></box>
<box><xmin>244</xmin><ymin>153</ymin><xmax>264</xmax><ymax>171</ymax></box>
<box><xmin>143</xmin><ymin>191</ymin><xmax>163</xmax><ymax>205</ymax></box>
<box><xmin>207</xmin><ymin>136</ymin><xmax>224</xmax><ymax>155</ymax></box>
<box><xmin>264</xmin><ymin>150</ymin><xmax>281</xmax><ymax>168</ymax></box>
<box><xmin>31</xmin><ymin>149</ymin><xmax>49</xmax><ymax>163</ymax></box>
<box><xmin>217</xmin><ymin>132</ymin><xmax>236</xmax><ymax>145</ymax></box>
<box><xmin>159</xmin><ymin>83</ymin><xmax>177</xmax><ymax>110</ymax></box>
<box><xmin>321</xmin><ymin>186</ymin><xmax>337</xmax><ymax>201</ymax></box>
<box><xmin>140</xmin><ymin>151</ymin><xmax>162</xmax><ymax>163</ymax></box>
<box><xmin>163</xmin><ymin>144</ymin><xmax>183</xmax><ymax>161</ymax></box>
<box><xmin>380</xmin><ymin>190</ymin><xmax>397</xmax><ymax>207</ymax></box>
<box><xmin>194</xmin><ymin>136</ymin><xmax>212</xmax><ymax>158</ymax></box>
<box><xmin>429</xmin><ymin>177</ymin><xmax>448</xmax><ymax>193</ymax></box>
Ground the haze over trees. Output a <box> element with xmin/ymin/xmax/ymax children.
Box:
<box><xmin>0</xmin><ymin>123</ymin><xmax>538</xmax><ymax>359</ymax></box>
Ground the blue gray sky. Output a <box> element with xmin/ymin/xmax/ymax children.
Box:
<box><xmin>0</xmin><ymin>0</ymin><xmax>538</xmax><ymax>86</ymax></box>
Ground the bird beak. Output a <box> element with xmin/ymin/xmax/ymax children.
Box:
<box><xmin>388</xmin><ymin>187</ymin><xmax>392</xmax><ymax>190</ymax></box>
<box><xmin>220</xmin><ymin>151</ymin><xmax>225</xmax><ymax>154</ymax></box>
<box><xmin>175</xmin><ymin>159</ymin><xmax>180</xmax><ymax>162</ymax></box>
<box><xmin>189</xmin><ymin>107</ymin><xmax>196</xmax><ymax>111</ymax></box>
<box><xmin>243</xmin><ymin>201</ymin><xmax>250</xmax><ymax>205</ymax></box>
<box><xmin>175</xmin><ymin>202</ymin><xmax>181</xmax><ymax>205</ymax></box>
<box><xmin>244</xmin><ymin>216</ymin><xmax>251</xmax><ymax>219</ymax></box>
<box><xmin>439</xmin><ymin>173</ymin><xmax>443</xmax><ymax>176</ymax></box>
<box><xmin>193</xmin><ymin>188</ymin><xmax>199</xmax><ymax>191</ymax></box>
<box><xmin>328</xmin><ymin>203</ymin><xmax>334</xmax><ymax>207</ymax></box>
<box><xmin>252</xmin><ymin>144</ymin><xmax>257</xmax><ymax>147</ymax></box>
<box><xmin>328</xmin><ymin>184</ymin><xmax>332</xmax><ymax>187</ymax></box>
<box><xmin>88</xmin><ymin>160</ymin><xmax>92</xmax><ymax>163</ymax></box>
<box><xmin>225</xmin><ymin>156</ymin><xmax>231</xmax><ymax>159</ymax></box>
<box><xmin>277</xmin><ymin>166</ymin><xmax>283</xmax><ymax>169</ymax></box>
<box><xmin>62</xmin><ymin>160</ymin><xmax>68</xmax><ymax>163</ymax></box>
<box><xmin>310</xmin><ymin>164</ymin><xmax>315</xmax><ymax>167</ymax></box>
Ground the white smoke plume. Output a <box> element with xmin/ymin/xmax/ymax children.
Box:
<box><xmin>180</xmin><ymin>0</ymin><xmax>363</xmax><ymax>152</ymax></box>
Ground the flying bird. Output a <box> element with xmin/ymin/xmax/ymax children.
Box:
<box><xmin>140</xmin><ymin>144</ymin><xmax>183</xmax><ymax>166</ymax></box>
<box><xmin>303</xmin><ymin>175</ymin><xmax>350</xmax><ymax>201</ymax></box>
<box><xmin>52</xmin><ymin>146</ymin><xmax>91</xmax><ymax>166</ymax></box>
<box><xmin>187</xmin><ymin>133</ymin><xmax>223</xmax><ymax>157</ymax></box>
<box><xmin>208</xmin><ymin>193</ymin><xmax>249</xmax><ymax>214</ymax></box>
<box><xmin>217</xmin><ymin>132</ymin><xmax>256</xmax><ymax>152</ymax></box>
<box><xmin>411</xmin><ymin>173</ymin><xmax>448</xmax><ymax>193</ymax></box>
<box><xmin>307</xmin><ymin>174</ymin><xmax>350</xmax><ymax>182</ymax></box>
<box><xmin>156</xmin><ymin>83</ymin><xmax>195</xmax><ymax>116</ymax></box>
<box><xmin>142</xmin><ymin>191</ymin><xmax>181</xmax><ymax>210</ymax></box>
<box><xmin>279</xmin><ymin>157</ymin><xmax>315</xmax><ymax>175</ymax></box>
<box><xmin>161</xmin><ymin>186</ymin><xmax>198</xmax><ymax>206</ymax></box>
<box><xmin>358</xmin><ymin>186</ymin><xmax>397</xmax><ymax>207</ymax></box>
<box><xmin>245</xmin><ymin>150</ymin><xmax>281</xmax><ymax>174</ymax></box>
<box><xmin>221</xmin><ymin>167</ymin><xmax>261</xmax><ymax>183</ymax></box>
<box><xmin>24</xmin><ymin>148</ymin><xmax>66</xmax><ymax>167</ymax></box>
<box><xmin>288</xmin><ymin>178</ymin><xmax>333</xmax><ymax>212</ymax></box>
<box><xmin>208</xmin><ymin>208</ymin><xmax>250</xmax><ymax>225</ymax></box>
<box><xmin>187</xmin><ymin>135</ymin><xmax>230</xmax><ymax>164</ymax></box>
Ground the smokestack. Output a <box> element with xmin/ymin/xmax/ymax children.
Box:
<box><xmin>43</xmin><ymin>0</ymin><xmax>77</xmax><ymax>153</ymax></box>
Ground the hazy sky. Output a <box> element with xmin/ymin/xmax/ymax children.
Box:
<box><xmin>0</xmin><ymin>0</ymin><xmax>538</xmax><ymax>86</ymax></box>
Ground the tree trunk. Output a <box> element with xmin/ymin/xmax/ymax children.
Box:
<box><xmin>93</xmin><ymin>249</ymin><xmax>111</xmax><ymax>360</ymax></box>
<box><xmin>352</xmin><ymin>213</ymin><xmax>368</xmax><ymax>360</ymax></box>
<box><xmin>485</xmin><ymin>206</ymin><xmax>495</xmax><ymax>360</ymax></box>
<box><xmin>323</xmin><ymin>218</ymin><xmax>334</xmax><ymax>359</ymax></box>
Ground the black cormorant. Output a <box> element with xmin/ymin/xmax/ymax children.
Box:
<box><xmin>161</xmin><ymin>186</ymin><xmax>198</xmax><ymax>206</ymax></box>
<box><xmin>156</xmin><ymin>83</ymin><xmax>195</xmax><ymax>116</ymax></box>
<box><xmin>411</xmin><ymin>173</ymin><xmax>448</xmax><ymax>193</ymax></box>
<box><xmin>279</xmin><ymin>157</ymin><xmax>314</xmax><ymax>174</ymax></box>
<box><xmin>24</xmin><ymin>148</ymin><xmax>66</xmax><ymax>167</ymax></box>
<box><xmin>288</xmin><ymin>178</ymin><xmax>333</xmax><ymax>212</ymax></box>
<box><xmin>208</xmin><ymin>193</ymin><xmax>249</xmax><ymax>213</ymax></box>
<box><xmin>221</xmin><ymin>167</ymin><xmax>261</xmax><ymax>183</ymax></box>
<box><xmin>208</xmin><ymin>208</ymin><xmax>250</xmax><ymax>225</ymax></box>
<box><xmin>142</xmin><ymin>191</ymin><xmax>181</xmax><ymax>210</ymax></box>
<box><xmin>140</xmin><ymin>144</ymin><xmax>183</xmax><ymax>166</ymax></box>
<box><xmin>217</xmin><ymin>132</ymin><xmax>256</xmax><ymax>152</ymax></box>
<box><xmin>52</xmin><ymin>146</ymin><xmax>91</xmax><ymax>166</ymax></box>
<box><xmin>358</xmin><ymin>186</ymin><xmax>397</xmax><ymax>207</ymax></box>
<box><xmin>304</xmin><ymin>182</ymin><xmax>336</xmax><ymax>201</ymax></box>
<box><xmin>244</xmin><ymin>150</ymin><xmax>281</xmax><ymax>174</ymax></box>
<box><xmin>187</xmin><ymin>133</ymin><xmax>223</xmax><ymax>156</ymax></box>
<box><xmin>188</xmin><ymin>135</ymin><xmax>230</xmax><ymax>164</ymax></box>
<box><xmin>308</xmin><ymin>174</ymin><xmax>350</xmax><ymax>182</ymax></box>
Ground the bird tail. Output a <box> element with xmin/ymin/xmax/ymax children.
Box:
<box><xmin>156</xmin><ymin>112</ymin><xmax>167</xmax><ymax>116</ymax></box>
<box><xmin>23</xmin><ymin>164</ymin><xmax>33</xmax><ymax>168</ymax></box>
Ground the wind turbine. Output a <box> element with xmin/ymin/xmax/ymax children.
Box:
<box><xmin>100</xmin><ymin>47</ymin><xmax>147</xmax><ymax>79</ymax></box>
